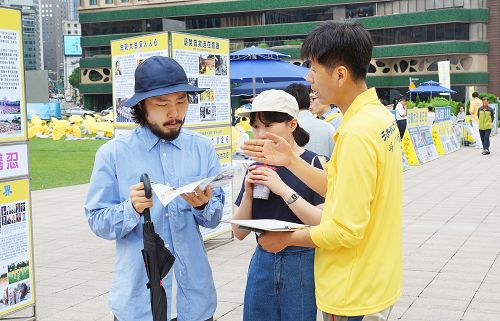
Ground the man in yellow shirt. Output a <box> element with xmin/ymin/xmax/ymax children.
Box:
<box><xmin>243</xmin><ymin>21</ymin><xmax>402</xmax><ymax>321</ymax></box>
<box><xmin>469</xmin><ymin>92</ymin><xmax>483</xmax><ymax>149</ymax></box>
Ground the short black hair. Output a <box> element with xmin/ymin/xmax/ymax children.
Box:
<box><xmin>400</xmin><ymin>97</ymin><xmax>408</xmax><ymax>102</ymax></box>
<box><xmin>250</xmin><ymin>112</ymin><xmax>310</xmax><ymax>147</ymax></box>
<box><xmin>472</xmin><ymin>92</ymin><xmax>479</xmax><ymax>98</ymax></box>
<box><xmin>301</xmin><ymin>21</ymin><xmax>373</xmax><ymax>80</ymax></box>
<box><xmin>284</xmin><ymin>83</ymin><xmax>310</xmax><ymax>111</ymax></box>
<box><xmin>428</xmin><ymin>106</ymin><xmax>433</xmax><ymax>111</ymax></box>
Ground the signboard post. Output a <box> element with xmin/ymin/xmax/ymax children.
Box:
<box><xmin>0</xmin><ymin>7</ymin><xmax>36</xmax><ymax>320</ymax></box>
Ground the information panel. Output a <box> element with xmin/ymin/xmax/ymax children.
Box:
<box><xmin>0</xmin><ymin>8</ymin><xmax>26</xmax><ymax>142</ymax></box>
<box><xmin>402</xmin><ymin>108</ymin><xmax>439</xmax><ymax>165</ymax></box>
<box><xmin>432</xmin><ymin>106</ymin><xmax>460</xmax><ymax>155</ymax></box>
<box><xmin>111</xmin><ymin>32</ymin><xmax>170</xmax><ymax>127</ymax></box>
<box><xmin>0</xmin><ymin>179</ymin><xmax>34</xmax><ymax>316</ymax></box>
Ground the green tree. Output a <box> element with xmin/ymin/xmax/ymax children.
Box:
<box><xmin>69</xmin><ymin>67</ymin><xmax>80</xmax><ymax>90</ymax></box>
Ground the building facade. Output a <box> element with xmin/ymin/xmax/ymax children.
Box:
<box><xmin>62</xmin><ymin>20</ymin><xmax>81</xmax><ymax>96</ymax></box>
<box><xmin>78</xmin><ymin>0</ymin><xmax>496</xmax><ymax>110</ymax></box>
<box><xmin>0</xmin><ymin>0</ymin><xmax>43</xmax><ymax>70</ymax></box>
<box><xmin>41</xmin><ymin>0</ymin><xmax>71</xmax><ymax>79</ymax></box>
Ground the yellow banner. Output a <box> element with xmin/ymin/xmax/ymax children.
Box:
<box><xmin>193</xmin><ymin>126</ymin><xmax>231</xmax><ymax>149</ymax></box>
<box><xmin>216</xmin><ymin>148</ymin><xmax>232</xmax><ymax>168</ymax></box>
<box><xmin>0</xmin><ymin>8</ymin><xmax>21</xmax><ymax>30</ymax></box>
<box><xmin>0</xmin><ymin>179</ymin><xmax>35</xmax><ymax>316</ymax></box>
<box><xmin>111</xmin><ymin>32</ymin><xmax>169</xmax><ymax>57</ymax></box>
<box><xmin>171</xmin><ymin>32</ymin><xmax>229</xmax><ymax>54</ymax></box>
<box><xmin>0</xmin><ymin>7</ymin><xmax>27</xmax><ymax>142</ymax></box>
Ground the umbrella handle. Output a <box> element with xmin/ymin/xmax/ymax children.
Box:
<box><xmin>140</xmin><ymin>173</ymin><xmax>152</xmax><ymax>222</ymax></box>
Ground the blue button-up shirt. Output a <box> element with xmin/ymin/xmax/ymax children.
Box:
<box><xmin>84</xmin><ymin>126</ymin><xmax>224</xmax><ymax>321</ymax></box>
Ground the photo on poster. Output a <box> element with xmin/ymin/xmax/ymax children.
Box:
<box><xmin>114</xmin><ymin>60</ymin><xmax>122</xmax><ymax>76</ymax></box>
<box><xmin>0</xmin><ymin>97</ymin><xmax>21</xmax><ymax>114</ymax></box>
<box><xmin>215</xmin><ymin>55</ymin><xmax>228</xmax><ymax>76</ymax></box>
<box><xmin>200</xmin><ymin>104</ymin><xmax>217</xmax><ymax>122</ymax></box>
<box><xmin>0</xmin><ymin>280</ymin><xmax>31</xmax><ymax>308</ymax></box>
<box><xmin>199</xmin><ymin>54</ymin><xmax>216</xmax><ymax>76</ymax></box>
<box><xmin>200</xmin><ymin>88</ymin><xmax>215</xmax><ymax>102</ymax></box>
<box><xmin>7</xmin><ymin>261</ymin><xmax>29</xmax><ymax>284</ymax></box>
<box><xmin>115</xmin><ymin>98</ymin><xmax>133</xmax><ymax>123</ymax></box>
<box><xmin>1</xmin><ymin>201</ymin><xmax>27</xmax><ymax>227</ymax></box>
<box><xmin>0</xmin><ymin>268</ymin><xmax>7</xmax><ymax>287</ymax></box>
<box><xmin>187</xmin><ymin>78</ymin><xmax>200</xmax><ymax>104</ymax></box>
<box><xmin>0</xmin><ymin>114</ymin><xmax>22</xmax><ymax>138</ymax></box>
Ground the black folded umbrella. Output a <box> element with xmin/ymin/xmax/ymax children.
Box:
<box><xmin>141</xmin><ymin>173</ymin><xmax>176</xmax><ymax>321</ymax></box>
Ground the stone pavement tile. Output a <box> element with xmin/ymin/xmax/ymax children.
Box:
<box><xmin>461</xmin><ymin>311</ymin><xmax>499</xmax><ymax>321</ymax></box>
<box><xmin>420</xmin><ymin>284</ymin><xmax>476</xmax><ymax>302</ymax></box>
<box><xmin>403</xmin><ymin>255</ymin><xmax>447</xmax><ymax>272</ymax></box>
<box><xmin>433</xmin><ymin>270</ymin><xmax>485</xmax><ymax>283</ymax></box>
<box><xmin>400</xmin><ymin>298</ymin><xmax>466</xmax><ymax>321</ymax></box>
<box><xmin>472</xmin><ymin>286</ymin><xmax>500</xmax><ymax>303</ymax></box>
<box><xmin>216</xmin><ymin>278</ymin><xmax>247</xmax><ymax>303</ymax></box>
<box><xmin>216</xmin><ymin>305</ymin><xmax>243</xmax><ymax>321</ymax></box>
<box><xmin>36</xmin><ymin>292</ymin><xmax>95</xmax><ymax>309</ymax></box>
<box><xmin>390</xmin><ymin>295</ymin><xmax>414</xmax><ymax>319</ymax></box>
<box><xmin>466</xmin><ymin>301</ymin><xmax>500</xmax><ymax>314</ymax></box>
<box><xmin>214</xmin><ymin>301</ymin><xmax>242</xmax><ymax>320</ymax></box>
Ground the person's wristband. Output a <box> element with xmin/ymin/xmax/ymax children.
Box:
<box><xmin>285</xmin><ymin>193</ymin><xmax>300</xmax><ymax>206</ymax></box>
<box><xmin>194</xmin><ymin>202</ymin><xmax>208</xmax><ymax>211</ymax></box>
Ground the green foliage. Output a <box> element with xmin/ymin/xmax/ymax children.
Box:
<box><xmin>69</xmin><ymin>67</ymin><xmax>80</xmax><ymax>89</ymax></box>
<box><xmin>409</xmin><ymin>97</ymin><xmax>460</xmax><ymax>115</ymax></box>
<box><xmin>257</xmin><ymin>42</ymin><xmax>269</xmax><ymax>48</ymax></box>
<box><xmin>29</xmin><ymin>138</ymin><xmax>107</xmax><ymax>190</ymax></box>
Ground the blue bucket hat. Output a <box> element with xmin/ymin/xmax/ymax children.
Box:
<box><xmin>124</xmin><ymin>56</ymin><xmax>204</xmax><ymax>107</ymax></box>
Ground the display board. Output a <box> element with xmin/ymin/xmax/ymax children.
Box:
<box><xmin>111</xmin><ymin>32</ymin><xmax>170</xmax><ymax>127</ymax></box>
<box><xmin>110</xmin><ymin>32</ymin><xmax>232</xmax><ymax>240</ymax></box>
<box><xmin>0</xmin><ymin>7</ymin><xmax>35</xmax><ymax>318</ymax></box>
<box><xmin>402</xmin><ymin>108</ymin><xmax>439</xmax><ymax>165</ymax></box>
<box><xmin>432</xmin><ymin>106</ymin><xmax>460</xmax><ymax>155</ymax></box>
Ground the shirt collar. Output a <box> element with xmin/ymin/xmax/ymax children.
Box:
<box><xmin>139</xmin><ymin>126</ymin><xmax>184</xmax><ymax>151</ymax></box>
<box><xmin>334</xmin><ymin>88</ymin><xmax>380</xmax><ymax>139</ymax></box>
<box><xmin>298</xmin><ymin>110</ymin><xmax>315</xmax><ymax>118</ymax></box>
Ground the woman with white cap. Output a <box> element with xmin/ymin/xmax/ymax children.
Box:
<box><xmin>232</xmin><ymin>89</ymin><xmax>324</xmax><ymax>321</ymax></box>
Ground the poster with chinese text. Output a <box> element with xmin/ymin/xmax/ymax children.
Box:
<box><xmin>0</xmin><ymin>8</ymin><xmax>27</xmax><ymax>142</ymax></box>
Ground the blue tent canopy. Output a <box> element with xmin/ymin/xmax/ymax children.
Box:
<box><xmin>230</xmin><ymin>59</ymin><xmax>309</xmax><ymax>82</ymax></box>
<box><xmin>408</xmin><ymin>80</ymin><xmax>457</xmax><ymax>94</ymax></box>
<box><xmin>230</xmin><ymin>46</ymin><xmax>290</xmax><ymax>61</ymax></box>
<box><xmin>232</xmin><ymin>80</ymin><xmax>311</xmax><ymax>96</ymax></box>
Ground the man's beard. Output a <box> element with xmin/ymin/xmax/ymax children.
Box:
<box><xmin>146</xmin><ymin>118</ymin><xmax>184</xmax><ymax>141</ymax></box>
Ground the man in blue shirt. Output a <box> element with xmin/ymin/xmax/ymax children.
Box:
<box><xmin>85</xmin><ymin>56</ymin><xmax>225</xmax><ymax>321</ymax></box>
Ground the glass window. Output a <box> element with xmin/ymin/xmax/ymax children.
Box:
<box><xmin>345</xmin><ymin>3</ymin><xmax>375</xmax><ymax>18</ymax></box>
<box><xmin>89</xmin><ymin>0</ymin><xmax>97</xmax><ymax>5</ymax></box>
<box><xmin>105</xmin><ymin>0</ymin><xmax>113</xmax><ymax>4</ymax></box>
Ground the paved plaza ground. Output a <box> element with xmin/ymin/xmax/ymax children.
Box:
<box><xmin>10</xmin><ymin>135</ymin><xmax>500</xmax><ymax>321</ymax></box>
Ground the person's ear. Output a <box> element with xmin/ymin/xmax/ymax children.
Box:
<box><xmin>289</xmin><ymin>118</ymin><xmax>298</xmax><ymax>131</ymax></box>
<box><xmin>337</xmin><ymin>66</ymin><xmax>348</xmax><ymax>87</ymax></box>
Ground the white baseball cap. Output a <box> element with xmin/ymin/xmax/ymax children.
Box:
<box><xmin>238</xmin><ymin>89</ymin><xmax>299</xmax><ymax>118</ymax></box>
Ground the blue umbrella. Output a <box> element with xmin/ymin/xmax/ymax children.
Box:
<box><xmin>230</xmin><ymin>59</ymin><xmax>309</xmax><ymax>82</ymax></box>
<box><xmin>409</xmin><ymin>80</ymin><xmax>456</xmax><ymax>98</ymax></box>
<box><xmin>230</xmin><ymin>45</ymin><xmax>290</xmax><ymax>61</ymax></box>
<box><xmin>232</xmin><ymin>80</ymin><xmax>311</xmax><ymax>96</ymax></box>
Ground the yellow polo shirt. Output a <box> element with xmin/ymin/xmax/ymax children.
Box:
<box><xmin>470</xmin><ymin>97</ymin><xmax>482</xmax><ymax>123</ymax></box>
<box><xmin>310</xmin><ymin>88</ymin><xmax>402</xmax><ymax>316</ymax></box>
